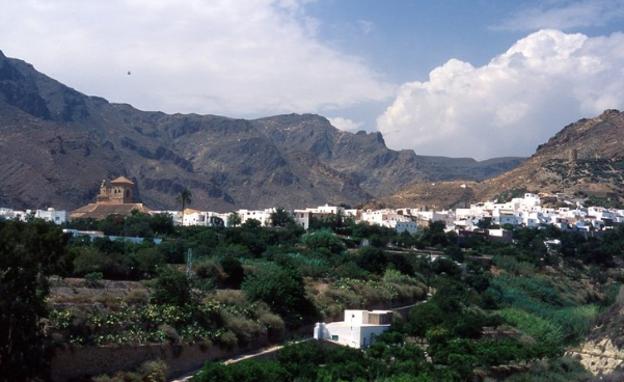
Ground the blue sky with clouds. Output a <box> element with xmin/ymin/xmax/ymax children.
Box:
<box><xmin>0</xmin><ymin>0</ymin><xmax>623</xmax><ymax>158</ymax></box>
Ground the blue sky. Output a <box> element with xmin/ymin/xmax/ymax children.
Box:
<box><xmin>306</xmin><ymin>0</ymin><xmax>623</xmax><ymax>80</ymax></box>
<box><xmin>0</xmin><ymin>0</ymin><xmax>623</xmax><ymax>158</ymax></box>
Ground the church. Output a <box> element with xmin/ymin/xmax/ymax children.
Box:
<box><xmin>70</xmin><ymin>176</ymin><xmax>151</xmax><ymax>220</ymax></box>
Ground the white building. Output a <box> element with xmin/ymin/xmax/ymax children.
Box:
<box><xmin>237</xmin><ymin>208</ymin><xmax>275</xmax><ymax>226</ymax></box>
<box><xmin>150</xmin><ymin>210</ymin><xmax>184</xmax><ymax>226</ymax></box>
<box><xmin>359</xmin><ymin>210</ymin><xmax>418</xmax><ymax>234</ymax></box>
<box><xmin>313</xmin><ymin>309</ymin><xmax>392</xmax><ymax>349</ymax></box>
<box><xmin>27</xmin><ymin>208</ymin><xmax>67</xmax><ymax>224</ymax></box>
<box><xmin>292</xmin><ymin>210</ymin><xmax>311</xmax><ymax>230</ymax></box>
<box><xmin>181</xmin><ymin>209</ymin><xmax>226</xmax><ymax>227</ymax></box>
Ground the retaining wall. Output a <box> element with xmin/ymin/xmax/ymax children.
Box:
<box><xmin>50</xmin><ymin>336</ymin><xmax>269</xmax><ymax>382</ymax></box>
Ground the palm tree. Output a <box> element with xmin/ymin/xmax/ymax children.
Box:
<box><xmin>177</xmin><ymin>188</ymin><xmax>192</xmax><ymax>212</ymax></box>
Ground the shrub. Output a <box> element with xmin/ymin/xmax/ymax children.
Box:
<box><xmin>258</xmin><ymin>312</ymin><xmax>285</xmax><ymax>342</ymax></box>
<box><xmin>194</xmin><ymin>360</ymin><xmax>289</xmax><ymax>382</ymax></box>
<box><xmin>151</xmin><ymin>268</ymin><xmax>193</xmax><ymax>306</ymax></box>
<box><xmin>212</xmin><ymin>289</ymin><xmax>247</xmax><ymax>306</ymax></box>
<box><xmin>126</xmin><ymin>289</ymin><xmax>150</xmax><ymax>305</ymax></box>
<box><xmin>221</xmin><ymin>312</ymin><xmax>265</xmax><ymax>346</ymax></box>
<box><xmin>73</xmin><ymin>247</ymin><xmax>110</xmax><ymax>276</ymax></box>
<box><xmin>242</xmin><ymin>264</ymin><xmax>316</xmax><ymax>324</ymax></box>
<box><xmin>498</xmin><ymin>308</ymin><xmax>563</xmax><ymax>356</ymax></box>
<box><xmin>220</xmin><ymin>256</ymin><xmax>245</xmax><ymax>289</ymax></box>
<box><xmin>84</xmin><ymin>272</ymin><xmax>104</xmax><ymax>288</ymax></box>
<box><xmin>216</xmin><ymin>330</ymin><xmax>238</xmax><ymax>350</ymax></box>
<box><xmin>194</xmin><ymin>258</ymin><xmax>225</xmax><ymax>286</ymax></box>
<box><xmin>93</xmin><ymin>360</ymin><xmax>168</xmax><ymax>382</ymax></box>
<box><xmin>159</xmin><ymin>324</ymin><xmax>181</xmax><ymax>344</ymax></box>
<box><xmin>131</xmin><ymin>247</ymin><xmax>165</xmax><ymax>278</ymax></box>
<box><xmin>356</xmin><ymin>247</ymin><xmax>388</xmax><ymax>275</ymax></box>
<box><xmin>334</xmin><ymin>261</ymin><xmax>369</xmax><ymax>279</ymax></box>
<box><xmin>301</xmin><ymin>230</ymin><xmax>345</xmax><ymax>254</ymax></box>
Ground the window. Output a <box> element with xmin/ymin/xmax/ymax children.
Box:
<box><xmin>331</xmin><ymin>335</ymin><xmax>339</xmax><ymax>341</ymax></box>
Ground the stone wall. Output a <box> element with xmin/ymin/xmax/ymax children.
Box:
<box><xmin>50</xmin><ymin>336</ymin><xmax>269</xmax><ymax>382</ymax></box>
<box><xmin>50</xmin><ymin>300</ymin><xmax>423</xmax><ymax>381</ymax></box>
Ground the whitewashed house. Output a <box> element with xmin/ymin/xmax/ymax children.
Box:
<box><xmin>150</xmin><ymin>210</ymin><xmax>184</xmax><ymax>226</ymax></box>
<box><xmin>359</xmin><ymin>210</ymin><xmax>418</xmax><ymax>234</ymax></box>
<box><xmin>26</xmin><ymin>208</ymin><xmax>67</xmax><ymax>224</ymax></box>
<box><xmin>314</xmin><ymin>309</ymin><xmax>392</xmax><ymax>349</ymax></box>
<box><xmin>237</xmin><ymin>208</ymin><xmax>275</xmax><ymax>226</ymax></box>
<box><xmin>293</xmin><ymin>210</ymin><xmax>311</xmax><ymax>230</ymax></box>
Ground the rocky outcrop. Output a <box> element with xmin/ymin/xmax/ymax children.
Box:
<box><xmin>567</xmin><ymin>338</ymin><xmax>624</xmax><ymax>375</ymax></box>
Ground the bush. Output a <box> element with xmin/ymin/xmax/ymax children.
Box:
<box><xmin>151</xmin><ymin>268</ymin><xmax>193</xmax><ymax>306</ymax></box>
<box><xmin>194</xmin><ymin>360</ymin><xmax>289</xmax><ymax>382</ymax></box>
<box><xmin>221</xmin><ymin>312</ymin><xmax>265</xmax><ymax>346</ymax></box>
<box><xmin>498</xmin><ymin>308</ymin><xmax>563</xmax><ymax>356</ymax></box>
<box><xmin>220</xmin><ymin>256</ymin><xmax>245</xmax><ymax>289</ymax></box>
<box><xmin>301</xmin><ymin>230</ymin><xmax>345</xmax><ymax>254</ymax></box>
<box><xmin>93</xmin><ymin>360</ymin><xmax>168</xmax><ymax>382</ymax></box>
<box><xmin>356</xmin><ymin>247</ymin><xmax>388</xmax><ymax>275</ymax></box>
<box><xmin>258</xmin><ymin>312</ymin><xmax>285</xmax><ymax>342</ymax></box>
<box><xmin>73</xmin><ymin>247</ymin><xmax>111</xmax><ymax>276</ymax></box>
<box><xmin>84</xmin><ymin>272</ymin><xmax>104</xmax><ymax>288</ymax></box>
<box><xmin>130</xmin><ymin>247</ymin><xmax>165</xmax><ymax>278</ymax></box>
<box><xmin>195</xmin><ymin>258</ymin><xmax>225</xmax><ymax>285</ymax></box>
<box><xmin>241</xmin><ymin>264</ymin><xmax>316</xmax><ymax>324</ymax></box>
<box><xmin>216</xmin><ymin>330</ymin><xmax>238</xmax><ymax>350</ymax></box>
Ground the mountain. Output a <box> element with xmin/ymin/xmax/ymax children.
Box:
<box><xmin>0</xmin><ymin>51</ymin><xmax>522</xmax><ymax>211</ymax></box>
<box><xmin>373</xmin><ymin>110</ymin><xmax>624</xmax><ymax>209</ymax></box>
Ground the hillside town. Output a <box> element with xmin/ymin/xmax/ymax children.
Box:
<box><xmin>2</xmin><ymin>178</ymin><xmax>622</xmax><ymax>239</ymax></box>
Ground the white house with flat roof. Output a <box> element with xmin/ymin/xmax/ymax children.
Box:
<box><xmin>26</xmin><ymin>208</ymin><xmax>67</xmax><ymax>224</ymax></box>
<box><xmin>313</xmin><ymin>309</ymin><xmax>392</xmax><ymax>349</ymax></box>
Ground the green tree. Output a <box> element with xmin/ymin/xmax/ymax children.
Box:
<box><xmin>220</xmin><ymin>256</ymin><xmax>245</xmax><ymax>289</ymax></box>
<box><xmin>242</xmin><ymin>264</ymin><xmax>314</xmax><ymax>323</ymax></box>
<box><xmin>301</xmin><ymin>229</ymin><xmax>345</xmax><ymax>254</ymax></box>
<box><xmin>0</xmin><ymin>220</ymin><xmax>67</xmax><ymax>381</ymax></box>
<box><xmin>356</xmin><ymin>247</ymin><xmax>388</xmax><ymax>275</ymax></box>
<box><xmin>270</xmin><ymin>207</ymin><xmax>294</xmax><ymax>227</ymax></box>
<box><xmin>151</xmin><ymin>267</ymin><xmax>193</xmax><ymax>305</ymax></box>
<box><xmin>227</xmin><ymin>212</ymin><xmax>242</xmax><ymax>227</ymax></box>
<box><xmin>176</xmin><ymin>188</ymin><xmax>192</xmax><ymax>211</ymax></box>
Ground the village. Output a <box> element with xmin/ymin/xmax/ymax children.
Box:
<box><xmin>1</xmin><ymin>177</ymin><xmax>623</xmax><ymax>240</ymax></box>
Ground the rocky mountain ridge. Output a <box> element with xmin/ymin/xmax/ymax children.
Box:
<box><xmin>373</xmin><ymin>109</ymin><xmax>624</xmax><ymax>209</ymax></box>
<box><xmin>0</xmin><ymin>50</ymin><xmax>523</xmax><ymax>211</ymax></box>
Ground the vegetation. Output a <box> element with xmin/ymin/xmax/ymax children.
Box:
<box><xmin>0</xmin><ymin>220</ymin><xmax>67</xmax><ymax>381</ymax></box>
<box><xmin>189</xmin><ymin>220</ymin><xmax>624</xmax><ymax>381</ymax></box>
<box><xmin>5</xmin><ymin>210</ymin><xmax>624</xmax><ymax>380</ymax></box>
<box><xmin>177</xmin><ymin>188</ymin><xmax>193</xmax><ymax>211</ymax></box>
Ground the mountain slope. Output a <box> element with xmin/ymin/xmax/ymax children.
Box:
<box><xmin>374</xmin><ymin>110</ymin><xmax>624</xmax><ymax>208</ymax></box>
<box><xmin>0</xmin><ymin>51</ymin><xmax>522</xmax><ymax>211</ymax></box>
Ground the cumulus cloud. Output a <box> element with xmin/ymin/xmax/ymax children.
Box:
<box><xmin>0</xmin><ymin>0</ymin><xmax>393</xmax><ymax>116</ymax></box>
<box><xmin>495</xmin><ymin>0</ymin><xmax>624</xmax><ymax>31</ymax></box>
<box><xmin>377</xmin><ymin>29</ymin><xmax>624</xmax><ymax>159</ymax></box>
<box><xmin>328</xmin><ymin>117</ymin><xmax>363</xmax><ymax>132</ymax></box>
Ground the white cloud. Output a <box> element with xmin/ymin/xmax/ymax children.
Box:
<box><xmin>495</xmin><ymin>0</ymin><xmax>624</xmax><ymax>31</ymax></box>
<box><xmin>356</xmin><ymin>20</ymin><xmax>375</xmax><ymax>35</ymax></box>
<box><xmin>0</xmin><ymin>0</ymin><xmax>393</xmax><ymax>117</ymax></box>
<box><xmin>377</xmin><ymin>29</ymin><xmax>624</xmax><ymax>159</ymax></box>
<box><xmin>328</xmin><ymin>117</ymin><xmax>363</xmax><ymax>132</ymax></box>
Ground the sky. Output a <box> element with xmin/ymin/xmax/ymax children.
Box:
<box><xmin>0</xmin><ymin>0</ymin><xmax>623</xmax><ymax>159</ymax></box>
